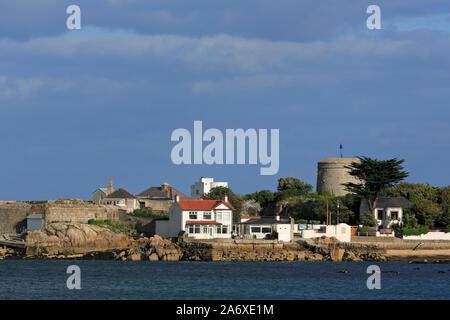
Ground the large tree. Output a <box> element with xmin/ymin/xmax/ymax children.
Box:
<box><xmin>277</xmin><ymin>177</ymin><xmax>313</xmax><ymax>195</ymax></box>
<box><xmin>343</xmin><ymin>156</ymin><xmax>409</xmax><ymax>212</ymax></box>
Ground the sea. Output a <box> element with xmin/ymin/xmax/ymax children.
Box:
<box><xmin>0</xmin><ymin>261</ymin><xmax>448</xmax><ymax>300</ymax></box>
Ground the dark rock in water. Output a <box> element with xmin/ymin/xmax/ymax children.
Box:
<box><xmin>438</xmin><ymin>271</ymin><xmax>445</xmax><ymax>274</ymax></box>
<box><xmin>382</xmin><ymin>271</ymin><xmax>400</xmax><ymax>274</ymax></box>
<box><xmin>413</xmin><ymin>267</ymin><xmax>420</xmax><ymax>270</ymax></box>
<box><xmin>338</xmin><ymin>270</ymin><xmax>349</xmax><ymax>274</ymax></box>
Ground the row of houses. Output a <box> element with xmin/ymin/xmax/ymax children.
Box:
<box><xmin>91</xmin><ymin>177</ymin><xmax>415</xmax><ymax>242</ymax></box>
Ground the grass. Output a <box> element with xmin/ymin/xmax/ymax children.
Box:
<box><xmin>87</xmin><ymin>219</ymin><xmax>135</xmax><ymax>232</ymax></box>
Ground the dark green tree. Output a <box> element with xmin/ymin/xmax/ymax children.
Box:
<box><xmin>201</xmin><ymin>186</ymin><xmax>244</xmax><ymax>222</ymax></box>
<box><xmin>277</xmin><ymin>177</ymin><xmax>313</xmax><ymax>195</ymax></box>
<box><xmin>343</xmin><ymin>156</ymin><xmax>409</xmax><ymax>212</ymax></box>
<box><xmin>243</xmin><ymin>190</ymin><xmax>275</xmax><ymax>208</ymax></box>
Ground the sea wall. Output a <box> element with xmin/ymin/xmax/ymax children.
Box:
<box><xmin>0</xmin><ymin>200</ymin><xmax>120</xmax><ymax>235</ymax></box>
<box><xmin>0</xmin><ymin>202</ymin><xmax>30</xmax><ymax>234</ymax></box>
<box><xmin>45</xmin><ymin>203</ymin><xmax>119</xmax><ymax>224</ymax></box>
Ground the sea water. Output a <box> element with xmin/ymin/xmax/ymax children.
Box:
<box><xmin>0</xmin><ymin>261</ymin><xmax>448</xmax><ymax>300</ymax></box>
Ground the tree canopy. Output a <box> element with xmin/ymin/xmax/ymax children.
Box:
<box><xmin>343</xmin><ymin>156</ymin><xmax>409</xmax><ymax>211</ymax></box>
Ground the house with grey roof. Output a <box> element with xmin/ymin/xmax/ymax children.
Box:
<box><xmin>136</xmin><ymin>182</ymin><xmax>189</xmax><ymax>213</ymax></box>
<box><xmin>360</xmin><ymin>197</ymin><xmax>413</xmax><ymax>231</ymax></box>
<box><xmin>234</xmin><ymin>215</ymin><xmax>294</xmax><ymax>242</ymax></box>
<box><xmin>103</xmin><ymin>188</ymin><xmax>138</xmax><ymax>213</ymax></box>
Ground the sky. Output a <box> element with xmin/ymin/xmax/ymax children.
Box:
<box><xmin>0</xmin><ymin>0</ymin><xmax>449</xmax><ymax>200</ymax></box>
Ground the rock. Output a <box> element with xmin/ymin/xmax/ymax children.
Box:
<box><xmin>338</xmin><ymin>270</ymin><xmax>350</xmax><ymax>274</ymax></box>
<box><xmin>127</xmin><ymin>253</ymin><xmax>141</xmax><ymax>261</ymax></box>
<box><xmin>148</xmin><ymin>253</ymin><xmax>159</xmax><ymax>261</ymax></box>
<box><xmin>25</xmin><ymin>222</ymin><xmax>132</xmax><ymax>255</ymax></box>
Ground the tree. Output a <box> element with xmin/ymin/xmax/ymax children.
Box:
<box><xmin>360</xmin><ymin>211</ymin><xmax>377</xmax><ymax>227</ymax></box>
<box><xmin>277</xmin><ymin>177</ymin><xmax>313</xmax><ymax>195</ymax></box>
<box><xmin>201</xmin><ymin>186</ymin><xmax>244</xmax><ymax>222</ymax></box>
<box><xmin>343</xmin><ymin>156</ymin><xmax>409</xmax><ymax>212</ymax></box>
<box><xmin>243</xmin><ymin>190</ymin><xmax>275</xmax><ymax>208</ymax></box>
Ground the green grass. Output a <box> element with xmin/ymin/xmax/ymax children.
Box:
<box><xmin>87</xmin><ymin>219</ymin><xmax>135</xmax><ymax>232</ymax></box>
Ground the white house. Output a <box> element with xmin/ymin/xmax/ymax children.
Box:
<box><xmin>190</xmin><ymin>177</ymin><xmax>229</xmax><ymax>199</ymax></box>
<box><xmin>360</xmin><ymin>197</ymin><xmax>413</xmax><ymax>230</ymax></box>
<box><xmin>298</xmin><ymin>223</ymin><xmax>351</xmax><ymax>242</ymax></box>
<box><xmin>155</xmin><ymin>195</ymin><xmax>234</xmax><ymax>239</ymax></box>
<box><xmin>234</xmin><ymin>216</ymin><xmax>294</xmax><ymax>242</ymax></box>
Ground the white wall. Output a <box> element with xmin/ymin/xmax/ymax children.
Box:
<box><xmin>403</xmin><ymin>232</ymin><xmax>450</xmax><ymax>240</ymax></box>
<box><xmin>299</xmin><ymin>223</ymin><xmax>351</xmax><ymax>242</ymax></box>
<box><xmin>190</xmin><ymin>177</ymin><xmax>228</xmax><ymax>199</ymax></box>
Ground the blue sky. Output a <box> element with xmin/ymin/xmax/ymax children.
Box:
<box><xmin>0</xmin><ymin>0</ymin><xmax>449</xmax><ymax>200</ymax></box>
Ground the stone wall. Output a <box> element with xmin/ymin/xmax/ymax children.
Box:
<box><xmin>138</xmin><ymin>199</ymin><xmax>174</xmax><ymax>213</ymax></box>
<box><xmin>45</xmin><ymin>203</ymin><xmax>119</xmax><ymax>224</ymax></box>
<box><xmin>0</xmin><ymin>202</ymin><xmax>29</xmax><ymax>234</ymax></box>
<box><xmin>0</xmin><ymin>201</ymin><xmax>119</xmax><ymax>234</ymax></box>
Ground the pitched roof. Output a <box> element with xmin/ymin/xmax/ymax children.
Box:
<box><xmin>137</xmin><ymin>185</ymin><xmax>188</xmax><ymax>200</ymax></box>
<box><xmin>375</xmin><ymin>197</ymin><xmax>413</xmax><ymax>209</ymax></box>
<box><xmin>177</xmin><ymin>199</ymin><xmax>234</xmax><ymax>211</ymax></box>
<box><xmin>105</xmin><ymin>188</ymin><xmax>136</xmax><ymax>199</ymax></box>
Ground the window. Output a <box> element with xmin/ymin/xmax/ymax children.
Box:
<box><xmin>377</xmin><ymin>210</ymin><xmax>383</xmax><ymax>220</ymax></box>
<box><xmin>203</xmin><ymin>226</ymin><xmax>208</xmax><ymax>234</ymax></box>
<box><xmin>189</xmin><ymin>212</ymin><xmax>197</xmax><ymax>219</ymax></box>
<box><xmin>391</xmin><ymin>211</ymin><xmax>399</xmax><ymax>220</ymax></box>
<box><xmin>261</xmin><ymin>227</ymin><xmax>272</xmax><ymax>233</ymax></box>
<box><xmin>203</xmin><ymin>212</ymin><xmax>211</xmax><ymax>220</ymax></box>
<box><xmin>189</xmin><ymin>226</ymin><xmax>194</xmax><ymax>234</ymax></box>
<box><xmin>216</xmin><ymin>212</ymin><xmax>222</xmax><ymax>221</ymax></box>
<box><xmin>251</xmin><ymin>226</ymin><xmax>261</xmax><ymax>233</ymax></box>
<box><xmin>194</xmin><ymin>225</ymin><xmax>201</xmax><ymax>233</ymax></box>
<box><xmin>139</xmin><ymin>202</ymin><xmax>145</xmax><ymax>209</ymax></box>
<box><xmin>222</xmin><ymin>226</ymin><xmax>228</xmax><ymax>234</ymax></box>
<box><xmin>216</xmin><ymin>226</ymin><xmax>222</xmax><ymax>234</ymax></box>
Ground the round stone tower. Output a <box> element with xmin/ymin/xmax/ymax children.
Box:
<box><xmin>316</xmin><ymin>158</ymin><xmax>360</xmax><ymax>196</ymax></box>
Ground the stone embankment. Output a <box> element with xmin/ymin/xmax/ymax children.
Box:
<box><xmin>3</xmin><ymin>222</ymin><xmax>447</xmax><ymax>263</ymax></box>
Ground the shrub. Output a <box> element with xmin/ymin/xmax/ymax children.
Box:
<box><xmin>401</xmin><ymin>226</ymin><xmax>429</xmax><ymax>236</ymax></box>
<box><xmin>132</xmin><ymin>208</ymin><xmax>169</xmax><ymax>220</ymax></box>
<box><xmin>360</xmin><ymin>211</ymin><xmax>377</xmax><ymax>227</ymax></box>
<box><xmin>358</xmin><ymin>226</ymin><xmax>376</xmax><ymax>234</ymax></box>
<box><xmin>310</xmin><ymin>220</ymin><xmax>321</xmax><ymax>225</ymax></box>
<box><xmin>296</xmin><ymin>219</ymin><xmax>308</xmax><ymax>224</ymax></box>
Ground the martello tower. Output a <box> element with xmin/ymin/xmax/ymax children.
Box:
<box><xmin>316</xmin><ymin>157</ymin><xmax>360</xmax><ymax>196</ymax></box>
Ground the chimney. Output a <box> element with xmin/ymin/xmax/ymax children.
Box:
<box><xmin>107</xmin><ymin>178</ymin><xmax>114</xmax><ymax>195</ymax></box>
<box><xmin>175</xmin><ymin>194</ymin><xmax>180</xmax><ymax>202</ymax></box>
<box><xmin>224</xmin><ymin>195</ymin><xmax>228</xmax><ymax>203</ymax></box>
<box><xmin>162</xmin><ymin>182</ymin><xmax>170</xmax><ymax>198</ymax></box>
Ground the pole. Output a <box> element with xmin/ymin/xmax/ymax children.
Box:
<box><xmin>337</xmin><ymin>201</ymin><xmax>340</xmax><ymax>225</ymax></box>
<box><xmin>326</xmin><ymin>198</ymin><xmax>329</xmax><ymax>226</ymax></box>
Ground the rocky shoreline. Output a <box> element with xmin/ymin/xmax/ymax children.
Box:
<box><xmin>1</xmin><ymin>222</ymin><xmax>449</xmax><ymax>263</ymax></box>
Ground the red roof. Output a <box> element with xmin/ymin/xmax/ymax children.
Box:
<box><xmin>177</xmin><ymin>199</ymin><xmax>234</xmax><ymax>210</ymax></box>
<box><xmin>186</xmin><ymin>221</ymin><xmax>222</xmax><ymax>225</ymax></box>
